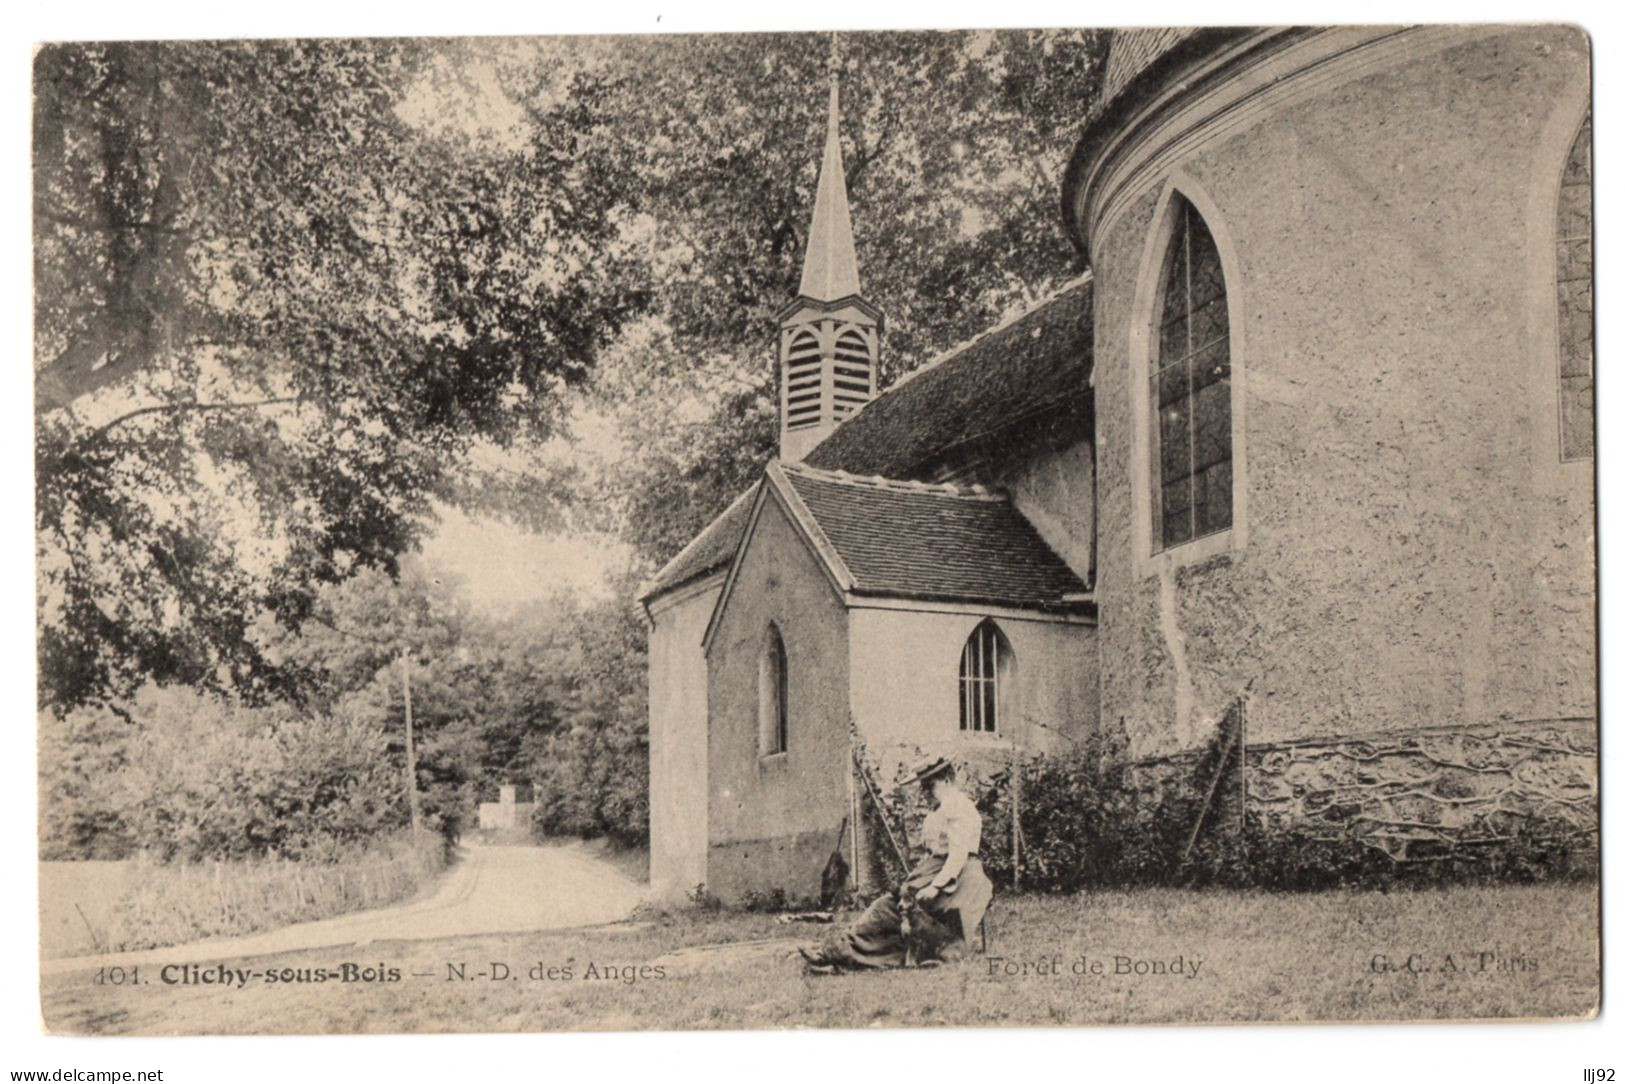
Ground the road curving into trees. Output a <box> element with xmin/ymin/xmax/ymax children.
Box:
<box><xmin>41</xmin><ymin>842</ymin><xmax>645</xmax><ymax>977</ymax></box>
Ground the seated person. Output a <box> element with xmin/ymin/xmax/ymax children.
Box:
<box><xmin>801</xmin><ymin>757</ymin><xmax>993</xmax><ymax>972</ymax></box>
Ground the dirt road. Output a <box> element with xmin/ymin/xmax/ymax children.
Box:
<box><xmin>41</xmin><ymin>842</ymin><xmax>645</xmax><ymax>977</ymax></box>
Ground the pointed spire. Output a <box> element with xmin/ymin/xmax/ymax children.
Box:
<box><xmin>798</xmin><ymin>44</ymin><xmax>862</xmax><ymax>302</ymax></box>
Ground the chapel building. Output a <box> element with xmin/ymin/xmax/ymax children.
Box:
<box><xmin>640</xmin><ymin>26</ymin><xmax>1595</xmax><ymax>904</ymax></box>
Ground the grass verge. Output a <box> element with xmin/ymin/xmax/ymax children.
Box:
<box><xmin>41</xmin><ymin>881</ymin><xmax>1597</xmax><ymax>1034</ymax></box>
<box><xmin>40</xmin><ymin>834</ymin><xmax>446</xmax><ymax>957</ymax></box>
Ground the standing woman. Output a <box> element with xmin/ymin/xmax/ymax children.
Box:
<box><xmin>801</xmin><ymin>757</ymin><xmax>994</xmax><ymax>972</ymax></box>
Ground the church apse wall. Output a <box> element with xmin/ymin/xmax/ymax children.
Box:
<box><xmin>1087</xmin><ymin>27</ymin><xmax>1594</xmax><ymax>766</ymax></box>
<box><xmin>704</xmin><ymin>496</ymin><xmax>851</xmax><ymax>902</ymax></box>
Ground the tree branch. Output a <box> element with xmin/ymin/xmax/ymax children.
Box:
<box><xmin>86</xmin><ymin>394</ymin><xmax>304</xmax><ymax>443</ymax></box>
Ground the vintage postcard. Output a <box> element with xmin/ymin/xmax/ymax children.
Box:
<box><xmin>33</xmin><ymin>25</ymin><xmax>1598</xmax><ymax>1037</ymax></box>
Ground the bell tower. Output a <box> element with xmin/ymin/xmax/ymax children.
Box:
<box><xmin>777</xmin><ymin>59</ymin><xmax>883</xmax><ymax>463</ymax></box>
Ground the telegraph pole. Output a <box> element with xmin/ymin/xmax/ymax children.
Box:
<box><xmin>308</xmin><ymin>608</ymin><xmax>427</xmax><ymax>838</ymax></box>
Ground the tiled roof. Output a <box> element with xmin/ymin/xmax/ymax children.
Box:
<box><xmin>778</xmin><ymin>464</ymin><xmax>1089</xmax><ymax>609</ymax></box>
<box><xmin>638</xmin><ymin>483</ymin><xmax>758</xmax><ymax>603</ymax></box>
<box><xmin>804</xmin><ymin>278</ymin><xmax>1092</xmax><ymax>478</ymax></box>
<box><xmin>1099</xmin><ymin>28</ymin><xmax>1198</xmax><ymax>111</ymax></box>
<box><xmin>640</xmin><ymin>281</ymin><xmax>1093</xmax><ymax>604</ymax></box>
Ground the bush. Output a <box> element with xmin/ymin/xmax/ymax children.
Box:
<box><xmin>40</xmin><ymin>685</ymin><xmax>408</xmax><ymax>862</ymax></box>
<box><xmin>530</xmin><ymin>722</ymin><xmax>650</xmax><ymax>847</ymax></box>
<box><xmin>963</xmin><ymin>745</ymin><xmax>1596</xmax><ymax>894</ymax></box>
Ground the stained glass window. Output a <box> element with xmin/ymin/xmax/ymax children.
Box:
<box><xmin>1558</xmin><ymin>113</ymin><xmax>1593</xmax><ymax>461</ymax></box>
<box><xmin>1153</xmin><ymin>198</ymin><xmax>1233</xmax><ymax>549</ymax></box>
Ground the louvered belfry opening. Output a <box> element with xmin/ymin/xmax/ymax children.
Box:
<box><xmin>831</xmin><ymin>327</ymin><xmax>874</xmax><ymax>421</ymax></box>
<box><xmin>784</xmin><ymin>330</ymin><xmax>824</xmax><ymax>432</ymax></box>
<box><xmin>778</xmin><ymin>319</ymin><xmax>878</xmax><ymax>456</ymax></box>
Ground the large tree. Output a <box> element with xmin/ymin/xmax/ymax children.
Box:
<box><xmin>540</xmin><ymin>30</ymin><xmax>1108</xmax><ymax>567</ymax></box>
<box><xmin>34</xmin><ymin>39</ymin><xmax>647</xmax><ymax>708</ymax></box>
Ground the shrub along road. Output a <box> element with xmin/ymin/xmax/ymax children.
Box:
<box><xmin>41</xmin><ymin>882</ymin><xmax>1598</xmax><ymax>1034</ymax></box>
<box><xmin>40</xmin><ymin>842</ymin><xmax>645</xmax><ymax>980</ymax></box>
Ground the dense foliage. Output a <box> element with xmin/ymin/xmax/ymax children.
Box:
<box><xmin>40</xmin><ymin>561</ymin><xmax>651</xmax><ymax>861</ymax></box>
<box><xmin>34</xmin><ymin>39</ymin><xmax>645</xmax><ymax>709</ymax></box>
<box><xmin>569</xmin><ymin>30</ymin><xmax>1108</xmax><ymax>568</ymax></box>
<box><xmin>39</xmin><ymin>685</ymin><xmax>402</xmax><ymax>862</ymax></box>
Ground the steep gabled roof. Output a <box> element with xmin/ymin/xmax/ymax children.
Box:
<box><xmin>776</xmin><ymin>463</ymin><xmax>1089</xmax><ymax>609</ymax></box>
<box><xmin>803</xmin><ymin>277</ymin><xmax>1093</xmax><ymax>478</ymax></box>
<box><xmin>637</xmin><ymin>484</ymin><xmax>758</xmax><ymax>604</ymax></box>
<box><xmin>639</xmin><ymin>280</ymin><xmax>1094</xmax><ymax>605</ymax></box>
<box><xmin>700</xmin><ymin>462</ymin><xmax>1090</xmax><ymax>651</ymax></box>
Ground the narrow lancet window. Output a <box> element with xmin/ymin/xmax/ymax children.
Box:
<box><xmin>959</xmin><ymin>621</ymin><xmax>1012</xmax><ymax>734</ymax></box>
<box><xmin>1152</xmin><ymin>197</ymin><xmax>1233</xmax><ymax>550</ymax></box>
<box><xmin>759</xmin><ymin>626</ymin><xmax>789</xmax><ymax>755</ymax></box>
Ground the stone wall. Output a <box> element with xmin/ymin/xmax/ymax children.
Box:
<box><xmin>1086</xmin><ymin>26</ymin><xmax>1595</xmax><ymax>759</ymax></box>
<box><xmin>1117</xmin><ymin>716</ymin><xmax>1597</xmax><ymax>865</ymax></box>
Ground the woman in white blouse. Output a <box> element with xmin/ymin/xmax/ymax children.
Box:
<box><xmin>801</xmin><ymin>756</ymin><xmax>994</xmax><ymax>972</ymax></box>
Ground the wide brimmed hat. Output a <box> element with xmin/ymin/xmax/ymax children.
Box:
<box><xmin>901</xmin><ymin>756</ymin><xmax>954</xmax><ymax>787</ymax></box>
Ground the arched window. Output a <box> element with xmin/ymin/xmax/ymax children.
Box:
<box><xmin>959</xmin><ymin>621</ymin><xmax>1013</xmax><ymax>734</ymax></box>
<box><xmin>758</xmin><ymin>625</ymin><xmax>789</xmax><ymax>755</ymax></box>
<box><xmin>1557</xmin><ymin>112</ymin><xmax>1593</xmax><ymax>461</ymax></box>
<box><xmin>1151</xmin><ymin>196</ymin><xmax>1232</xmax><ymax>550</ymax></box>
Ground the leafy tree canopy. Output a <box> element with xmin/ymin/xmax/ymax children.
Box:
<box><xmin>35</xmin><ymin>39</ymin><xmax>646</xmax><ymax>708</ymax></box>
<box><xmin>544</xmin><ymin>30</ymin><xmax>1106</xmax><ymax>567</ymax></box>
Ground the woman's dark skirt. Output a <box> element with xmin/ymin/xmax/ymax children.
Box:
<box><xmin>812</xmin><ymin>854</ymin><xmax>993</xmax><ymax>970</ymax></box>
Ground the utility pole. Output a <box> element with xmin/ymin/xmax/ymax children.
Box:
<box><xmin>308</xmin><ymin>608</ymin><xmax>427</xmax><ymax>839</ymax></box>
<box><xmin>400</xmin><ymin>652</ymin><xmax>422</xmax><ymax>837</ymax></box>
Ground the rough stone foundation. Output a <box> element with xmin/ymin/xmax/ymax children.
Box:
<box><xmin>1119</xmin><ymin>717</ymin><xmax>1598</xmax><ymax>863</ymax></box>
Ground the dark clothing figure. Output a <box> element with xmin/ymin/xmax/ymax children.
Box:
<box><xmin>803</xmin><ymin>760</ymin><xmax>993</xmax><ymax>972</ymax></box>
<box><xmin>809</xmin><ymin>852</ymin><xmax>993</xmax><ymax>970</ymax></box>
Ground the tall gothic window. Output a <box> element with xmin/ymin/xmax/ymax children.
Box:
<box><xmin>1152</xmin><ymin>197</ymin><xmax>1233</xmax><ymax>550</ymax></box>
<box><xmin>959</xmin><ymin>621</ymin><xmax>1012</xmax><ymax>734</ymax></box>
<box><xmin>758</xmin><ymin>625</ymin><xmax>789</xmax><ymax>755</ymax></box>
<box><xmin>1558</xmin><ymin>112</ymin><xmax>1593</xmax><ymax>461</ymax></box>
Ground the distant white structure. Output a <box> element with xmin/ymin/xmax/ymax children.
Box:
<box><xmin>478</xmin><ymin>784</ymin><xmax>537</xmax><ymax>832</ymax></box>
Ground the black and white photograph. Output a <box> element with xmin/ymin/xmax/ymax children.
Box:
<box><xmin>20</xmin><ymin>15</ymin><xmax>1605</xmax><ymax>1055</ymax></box>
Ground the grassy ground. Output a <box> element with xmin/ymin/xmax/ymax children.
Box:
<box><xmin>38</xmin><ymin>861</ymin><xmax>133</xmax><ymax>959</ymax></box>
<box><xmin>41</xmin><ymin>883</ymin><xmax>1597</xmax><ymax>1035</ymax></box>
<box><xmin>39</xmin><ymin>836</ymin><xmax>445</xmax><ymax>957</ymax></box>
